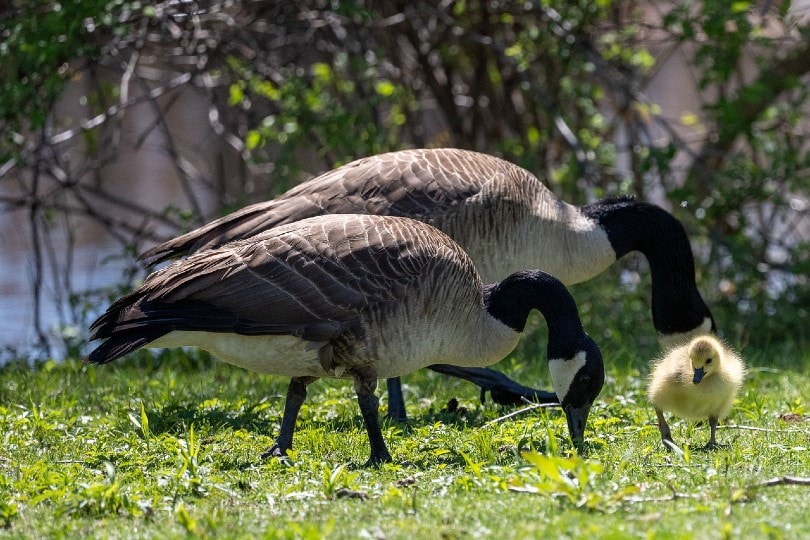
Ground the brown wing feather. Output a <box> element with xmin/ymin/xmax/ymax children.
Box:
<box><xmin>139</xmin><ymin>149</ymin><xmax>518</xmax><ymax>265</ymax></box>
<box><xmin>92</xmin><ymin>216</ymin><xmax>446</xmax><ymax>359</ymax></box>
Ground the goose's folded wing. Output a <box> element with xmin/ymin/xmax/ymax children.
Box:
<box><xmin>97</xmin><ymin>218</ymin><xmax>425</xmax><ymax>343</ymax></box>
<box><xmin>288</xmin><ymin>148</ymin><xmax>489</xmax><ymax>219</ymax></box>
<box><xmin>139</xmin><ymin>149</ymin><xmax>501</xmax><ymax>264</ymax></box>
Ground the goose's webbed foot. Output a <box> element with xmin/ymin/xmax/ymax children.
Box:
<box><xmin>260</xmin><ymin>442</ymin><xmax>287</xmax><ymax>460</ymax></box>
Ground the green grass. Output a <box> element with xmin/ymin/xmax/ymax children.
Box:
<box><xmin>0</xmin><ymin>340</ymin><xmax>808</xmax><ymax>539</ymax></box>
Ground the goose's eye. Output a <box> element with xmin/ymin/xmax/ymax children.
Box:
<box><xmin>706</xmin><ymin>358</ymin><xmax>713</xmax><ymax>364</ymax></box>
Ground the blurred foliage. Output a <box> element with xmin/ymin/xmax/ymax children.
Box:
<box><xmin>0</xmin><ymin>0</ymin><xmax>139</xmax><ymax>161</ymax></box>
<box><xmin>0</xmin><ymin>0</ymin><xmax>808</xmax><ymax>356</ymax></box>
<box><xmin>225</xmin><ymin>53</ymin><xmax>412</xmax><ymax>190</ymax></box>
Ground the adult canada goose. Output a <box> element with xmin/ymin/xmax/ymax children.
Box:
<box><xmin>140</xmin><ymin>148</ymin><xmax>716</xmax><ymax>419</ymax></box>
<box><xmin>647</xmin><ymin>335</ymin><xmax>745</xmax><ymax>449</ymax></box>
<box><xmin>89</xmin><ymin>214</ymin><xmax>605</xmax><ymax>465</ymax></box>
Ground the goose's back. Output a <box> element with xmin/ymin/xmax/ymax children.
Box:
<box><xmin>141</xmin><ymin>149</ymin><xmax>613</xmax><ymax>284</ymax></box>
<box><xmin>143</xmin><ymin>149</ymin><xmax>543</xmax><ymax>255</ymax></box>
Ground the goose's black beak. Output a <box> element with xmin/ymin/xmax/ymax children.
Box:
<box><xmin>564</xmin><ymin>402</ymin><xmax>592</xmax><ymax>447</ymax></box>
<box><xmin>693</xmin><ymin>367</ymin><xmax>705</xmax><ymax>384</ymax></box>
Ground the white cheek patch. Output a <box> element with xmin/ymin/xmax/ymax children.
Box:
<box><xmin>698</xmin><ymin>316</ymin><xmax>714</xmax><ymax>333</ymax></box>
<box><xmin>658</xmin><ymin>317</ymin><xmax>715</xmax><ymax>350</ymax></box>
<box><xmin>548</xmin><ymin>350</ymin><xmax>587</xmax><ymax>402</ymax></box>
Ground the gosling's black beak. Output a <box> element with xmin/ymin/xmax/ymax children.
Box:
<box><xmin>564</xmin><ymin>402</ymin><xmax>592</xmax><ymax>448</ymax></box>
<box><xmin>693</xmin><ymin>367</ymin><xmax>705</xmax><ymax>384</ymax></box>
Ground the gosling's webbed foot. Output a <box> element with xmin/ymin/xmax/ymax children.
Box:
<box><xmin>699</xmin><ymin>417</ymin><xmax>726</xmax><ymax>451</ymax></box>
<box><xmin>655</xmin><ymin>409</ymin><xmax>678</xmax><ymax>452</ymax></box>
<box><xmin>697</xmin><ymin>440</ymin><xmax>728</xmax><ymax>452</ymax></box>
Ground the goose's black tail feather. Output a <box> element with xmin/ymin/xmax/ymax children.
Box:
<box><xmin>86</xmin><ymin>296</ymin><xmax>327</xmax><ymax>365</ymax></box>
<box><xmin>86</xmin><ymin>328</ymin><xmax>169</xmax><ymax>365</ymax></box>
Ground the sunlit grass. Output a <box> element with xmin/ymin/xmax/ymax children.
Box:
<box><xmin>0</xmin><ymin>340</ymin><xmax>808</xmax><ymax>539</ymax></box>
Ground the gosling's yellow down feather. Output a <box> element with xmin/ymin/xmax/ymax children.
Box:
<box><xmin>648</xmin><ymin>335</ymin><xmax>746</xmax><ymax>449</ymax></box>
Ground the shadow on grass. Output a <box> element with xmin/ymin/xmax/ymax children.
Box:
<box><xmin>143</xmin><ymin>402</ymin><xmax>275</xmax><ymax>437</ymax></box>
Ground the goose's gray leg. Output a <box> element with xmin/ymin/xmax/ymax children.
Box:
<box><xmin>355</xmin><ymin>369</ymin><xmax>392</xmax><ymax>466</ymax></box>
<box><xmin>386</xmin><ymin>377</ymin><xmax>408</xmax><ymax>422</ymax></box>
<box><xmin>428</xmin><ymin>364</ymin><xmax>560</xmax><ymax>405</ymax></box>
<box><xmin>261</xmin><ymin>376</ymin><xmax>317</xmax><ymax>459</ymax></box>
<box><xmin>655</xmin><ymin>408</ymin><xmax>675</xmax><ymax>449</ymax></box>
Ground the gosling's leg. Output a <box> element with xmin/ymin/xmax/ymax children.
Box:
<box><xmin>261</xmin><ymin>376</ymin><xmax>317</xmax><ymax>459</ymax></box>
<box><xmin>386</xmin><ymin>377</ymin><xmax>408</xmax><ymax>423</ymax></box>
<box><xmin>704</xmin><ymin>416</ymin><xmax>720</xmax><ymax>450</ymax></box>
<box><xmin>655</xmin><ymin>408</ymin><xmax>675</xmax><ymax>449</ymax></box>
<box><xmin>355</xmin><ymin>369</ymin><xmax>392</xmax><ymax>466</ymax></box>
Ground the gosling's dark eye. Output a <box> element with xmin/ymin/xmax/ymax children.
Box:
<box><xmin>706</xmin><ymin>358</ymin><xmax>713</xmax><ymax>364</ymax></box>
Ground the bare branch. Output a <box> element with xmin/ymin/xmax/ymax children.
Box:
<box><xmin>483</xmin><ymin>400</ymin><xmax>561</xmax><ymax>428</ymax></box>
<box><xmin>750</xmin><ymin>476</ymin><xmax>810</xmax><ymax>488</ymax></box>
<box><xmin>44</xmin><ymin>72</ymin><xmax>192</xmax><ymax>148</ymax></box>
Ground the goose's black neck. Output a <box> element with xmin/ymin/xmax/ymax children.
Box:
<box><xmin>484</xmin><ymin>270</ymin><xmax>585</xmax><ymax>357</ymax></box>
<box><xmin>581</xmin><ymin>197</ymin><xmax>716</xmax><ymax>335</ymax></box>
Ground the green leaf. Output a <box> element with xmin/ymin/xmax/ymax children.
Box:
<box><xmin>139</xmin><ymin>401</ymin><xmax>150</xmax><ymax>439</ymax></box>
<box><xmin>527</xmin><ymin>126</ymin><xmax>540</xmax><ymax>145</ymax></box>
<box><xmin>252</xmin><ymin>80</ymin><xmax>280</xmax><ymax>101</ymax></box>
<box><xmin>681</xmin><ymin>112</ymin><xmax>700</xmax><ymax>126</ymax></box>
<box><xmin>0</xmin><ymin>500</ymin><xmax>18</xmax><ymax>527</ymax></box>
<box><xmin>375</xmin><ymin>80</ymin><xmax>396</xmax><ymax>97</ymax></box>
<box><xmin>311</xmin><ymin>62</ymin><xmax>332</xmax><ymax>81</ymax></box>
<box><xmin>228</xmin><ymin>83</ymin><xmax>244</xmax><ymax>106</ymax></box>
<box><xmin>175</xmin><ymin>503</ymin><xmax>197</xmax><ymax>534</ymax></box>
<box><xmin>521</xmin><ymin>451</ymin><xmax>563</xmax><ymax>482</ymax></box>
<box><xmin>245</xmin><ymin>130</ymin><xmax>261</xmax><ymax>151</ymax></box>
<box><xmin>731</xmin><ymin>1</ymin><xmax>750</xmax><ymax>13</ymax></box>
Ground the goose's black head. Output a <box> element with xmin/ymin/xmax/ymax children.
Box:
<box><xmin>484</xmin><ymin>270</ymin><xmax>605</xmax><ymax>445</ymax></box>
<box><xmin>547</xmin><ymin>333</ymin><xmax>605</xmax><ymax>446</ymax></box>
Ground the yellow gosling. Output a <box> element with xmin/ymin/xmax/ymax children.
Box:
<box><xmin>648</xmin><ymin>335</ymin><xmax>745</xmax><ymax>449</ymax></box>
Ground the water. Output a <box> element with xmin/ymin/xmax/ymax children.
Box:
<box><xmin>0</xmin><ymin>230</ymin><xmax>131</xmax><ymax>358</ymax></box>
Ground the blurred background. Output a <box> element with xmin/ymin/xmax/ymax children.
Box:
<box><xmin>1</xmin><ymin>0</ymin><xmax>808</xmax><ymax>360</ymax></box>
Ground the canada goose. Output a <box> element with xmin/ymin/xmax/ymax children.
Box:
<box><xmin>89</xmin><ymin>214</ymin><xmax>604</xmax><ymax>465</ymax></box>
<box><xmin>647</xmin><ymin>335</ymin><xmax>745</xmax><ymax>449</ymax></box>
<box><xmin>140</xmin><ymin>148</ymin><xmax>715</xmax><ymax>419</ymax></box>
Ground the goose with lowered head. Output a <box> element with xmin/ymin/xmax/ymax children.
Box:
<box><xmin>140</xmin><ymin>148</ymin><xmax>715</xmax><ymax>420</ymax></box>
<box><xmin>89</xmin><ymin>214</ymin><xmax>604</xmax><ymax>465</ymax></box>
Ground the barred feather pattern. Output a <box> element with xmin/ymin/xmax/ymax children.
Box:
<box><xmin>139</xmin><ymin>149</ymin><xmax>615</xmax><ymax>285</ymax></box>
